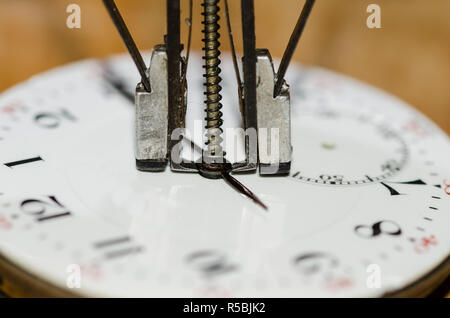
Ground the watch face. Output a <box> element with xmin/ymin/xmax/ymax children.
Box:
<box><xmin>0</xmin><ymin>54</ymin><xmax>448</xmax><ymax>297</ymax></box>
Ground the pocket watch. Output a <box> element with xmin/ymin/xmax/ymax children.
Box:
<box><xmin>0</xmin><ymin>0</ymin><xmax>448</xmax><ymax>297</ymax></box>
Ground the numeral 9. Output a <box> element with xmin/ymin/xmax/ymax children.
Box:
<box><xmin>186</xmin><ymin>250</ymin><xmax>236</xmax><ymax>277</ymax></box>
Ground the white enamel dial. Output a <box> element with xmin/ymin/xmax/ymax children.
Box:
<box><xmin>0</xmin><ymin>54</ymin><xmax>448</xmax><ymax>297</ymax></box>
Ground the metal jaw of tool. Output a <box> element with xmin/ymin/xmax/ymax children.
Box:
<box><xmin>135</xmin><ymin>44</ymin><xmax>190</xmax><ymax>172</ymax></box>
<box><xmin>255</xmin><ymin>49</ymin><xmax>291</xmax><ymax>175</ymax></box>
<box><xmin>135</xmin><ymin>45</ymin><xmax>169</xmax><ymax>172</ymax></box>
<box><xmin>135</xmin><ymin>1</ymin><xmax>292</xmax><ymax>176</ymax></box>
<box><xmin>135</xmin><ymin>46</ymin><xmax>292</xmax><ymax>175</ymax></box>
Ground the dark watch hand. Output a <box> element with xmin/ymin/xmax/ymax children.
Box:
<box><xmin>101</xmin><ymin>62</ymin><xmax>135</xmax><ymax>102</ymax></box>
<box><xmin>183</xmin><ymin>136</ymin><xmax>268</xmax><ymax>211</ymax></box>
<box><xmin>221</xmin><ymin>171</ymin><xmax>268</xmax><ymax>211</ymax></box>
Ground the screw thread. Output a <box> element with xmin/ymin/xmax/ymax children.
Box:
<box><xmin>202</xmin><ymin>0</ymin><xmax>224</xmax><ymax>159</ymax></box>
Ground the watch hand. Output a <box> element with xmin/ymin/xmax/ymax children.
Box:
<box><xmin>101</xmin><ymin>62</ymin><xmax>135</xmax><ymax>102</ymax></box>
<box><xmin>183</xmin><ymin>136</ymin><xmax>268</xmax><ymax>211</ymax></box>
<box><xmin>221</xmin><ymin>171</ymin><xmax>268</xmax><ymax>211</ymax></box>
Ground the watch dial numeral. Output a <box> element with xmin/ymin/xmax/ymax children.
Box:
<box><xmin>4</xmin><ymin>156</ymin><xmax>43</xmax><ymax>168</ymax></box>
<box><xmin>93</xmin><ymin>235</ymin><xmax>143</xmax><ymax>260</ymax></box>
<box><xmin>34</xmin><ymin>109</ymin><xmax>76</xmax><ymax>129</ymax></box>
<box><xmin>380</xmin><ymin>182</ymin><xmax>403</xmax><ymax>196</ymax></box>
<box><xmin>103</xmin><ymin>246</ymin><xmax>142</xmax><ymax>260</ymax></box>
<box><xmin>381</xmin><ymin>179</ymin><xmax>427</xmax><ymax>196</ymax></box>
<box><xmin>381</xmin><ymin>159</ymin><xmax>401</xmax><ymax>172</ymax></box>
<box><xmin>378</xmin><ymin>126</ymin><xmax>396</xmax><ymax>139</ymax></box>
<box><xmin>403</xmin><ymin>120</ymin><xmax>429</xmax><ymax>138</ymax></box>
<box><xmin>20</xmin><ymin>195</ymin><xmax>71</xmax><ymax>222</ymax></box>
<box><xmin>292</xmin><ymin>252</ymin><xmax>354</xmax><ymax>291</ymax></box>
<box><xmin>443</xmin><ymin>179</ymin><xmax>450</xmax><ymax>195</ymax></box>
<box><xmin>320</xmin><ymin>175</ymin><xmax>344</xmax><ymax>183</ymax></box>
<box><xmin>354</xmin><ymin>220</ymin><xmax>402</xmax><ymax>238</ymax></box>
<box><xmin>0</xmin><ymin>101</ymin><xmax>25</xmax><ymax>114</ymax></box>
<box><xmin>186</xmin><ymin>251</ymin><xmax>237</xmax><ymax>277</ymax></box>
<box><xmin>293</xmin><ymin>252</ymin><xmax>338</xmax><ymax>275</ymax></box>
<box><xmin>79</xmin><ymin>264</ymin><xmax>103</xmax><ymax>281</ymax></box>
<box><xmin>414</xmin><ymin>235</ymin><xmax>438</xmax><ymax>254</ymax></box>
<box><xmin>94</xmin><ymin>236</ymin><xmax>131</xmax><ymax>249</ymax></box>
<box><xmin>0</xmin><ymin>213</ymin><xmax>12</xmax><ymax>230</ymax></box>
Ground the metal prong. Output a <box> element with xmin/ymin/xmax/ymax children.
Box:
<box><xmin>225</xmin><ymin>0</ymin><xmax>244</xmax><ymax>120</ymax></box>
<box><xmin>256</xmin><ymin>49</ymin><xmax>291</xmax><ymax>175</ymax></box>
<box><xmin>166</xmin><ymin>0</ymin><xmax>183</xmax><ymax>151</ymax></box>
<box><xmin>274</xmin><ymin>0</ymin><xmax>315</xmax><ymax>97</ymax></box>
<box><xmin>102</xmin><ymin>0</ymin><xmax>151</xmax><ymax>92</ymax></box>
<box><xmin>181</xmin><ymin>0</ymin><xmax>193</xmax><ymax>121</ymax></box>
<box><xmin>241</xmin><ymin>0</ymin><xmax>257</xmax><ymax>132</ymax></box>
<box><xmin>222</xmin><ymin>171</ymin><xmax>268</xmax><ymax>210</ymax></box>
<box><xmin>135</xmin><ymin>46</ymin><xmax>169</xmax><ymax>171</ymax></box>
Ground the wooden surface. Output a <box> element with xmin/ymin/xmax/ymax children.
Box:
<box><xmin>0</xmin><ymin>0</ymin><xmax>449</xmax><ymax>298</ymax></box>
<box><xmin>0</xmin><ymin>0</ymin><xmax>449</xmax><ymax>133</ymax></box>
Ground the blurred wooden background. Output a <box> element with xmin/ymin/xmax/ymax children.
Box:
<box><xmin>0</xmin><ymin>0</ymin><xmax>449</xmax><ymax>133</ymax></box>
